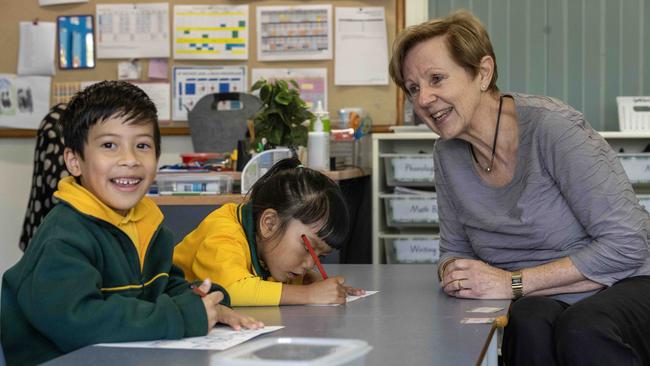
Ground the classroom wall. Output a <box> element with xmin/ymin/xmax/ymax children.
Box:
<box><xmin>428</xmin><ymin>0</ymin><xmax>650</xmax><ymax>131</ymax></box>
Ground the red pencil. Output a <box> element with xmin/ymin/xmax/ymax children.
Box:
<box><xmin>301</xmin><ymin>234</ymin><xmax>328</xmax><ymax>280</ymax></box>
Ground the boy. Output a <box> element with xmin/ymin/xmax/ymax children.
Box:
<box><xmin>1</xmin><ymin>81</ymin><xmax>262</xmax><ymax>366</ymax></box>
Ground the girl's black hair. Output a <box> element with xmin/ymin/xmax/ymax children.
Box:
<box><xmin>248</xmin><ymin>158</ymin><xmax>350</xmax><ymax>250</ymax></box>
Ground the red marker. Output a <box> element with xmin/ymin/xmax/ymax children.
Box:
<box><xmin>301</xmin><ymin>234</ymin><xmax>328</xmax><ymax>280</ymax></box>
<box><xmin>191</xmin><ymin>284</ymin><xmax>207</xmax><ymax>298</ymax></box>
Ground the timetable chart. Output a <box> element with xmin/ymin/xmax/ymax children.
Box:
<box><xmin>257</xmin><ymin>5</ymin><xmax>332</xmax><ymax>61</ymax></box>
<box><xmin>174</xmin><ymin>5</ymin><xmax>249</xmax><ymax>60</ymax></box>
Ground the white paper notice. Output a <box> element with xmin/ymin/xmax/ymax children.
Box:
<box><xmin>18</xmin><ymin>22</ymin><xmax>56</xmax><ymax>76</ymax></box>
<box><xmin>96</xmin><ymin>3</ymin><xmax>170</xmax><ymax>59</ymax></box>
<box><xmin>39</xmin><ymin>0</ymin><xmax>87</xmax><ymax>6</ymax></box>
<box><xmin>257</xmin><ymin>5</ymin><xmax>332</xmax><ymax>61</ymax></box>
<box><xmin>173</xmin><ymin>5</ymin><xmax>249</xmax><ymax>60</ymax></box>
<box><xmin>0</xmin><ymin>75</ymin><xmax>51</xmax><ymax>129</ymax></box>
<box><xmin>308</xmin><ymin>291</ymin><xmax>379</xmax><ymax>306</ymax></box>
<box><xmin>335</xmin><ymin>7</ymin><xmax>389</xmax><ymax>85</ymax></box>
<box><xmin>97</xmin><ymin>325</ymin><xmax>284</xmax><ymax>350</ymax></box>
<box><xmin>131</xmin><ymin>82</ymin><xmax>171</xmax><ymax>121</ymax></box>
<box><xmin>251</xmin><ymin>68</ymin><xmax>327</xmax><ymax>111</ymax></box>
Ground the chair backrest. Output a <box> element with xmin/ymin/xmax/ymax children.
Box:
<box><xmin>187</xmin><ymin>93</ymin><xmax>262</xmax><ymax>153</ymax></box>
<box><xmin>20</xmin><ymin>103</ymin><xmax>69</xmax><ymax>252</ymax></box>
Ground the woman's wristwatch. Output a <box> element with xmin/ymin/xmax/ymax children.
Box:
<box><xmin>511</xmin><ymin>271</ymin><xmax>523</xmax><ymax>299</ymax></box>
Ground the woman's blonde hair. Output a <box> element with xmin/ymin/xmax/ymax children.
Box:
<box><xmin>389</xmin><ymin>10</ymin><xmax>499</xmax><ymax>94</ymax></box>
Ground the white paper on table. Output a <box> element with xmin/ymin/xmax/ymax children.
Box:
<box><xmin>308</xmin><ymin>290</ymin><xmax>379</xmax><ymax>306</ymax></box>
<box><xmin>39</xmin><ymin>0</ymin><xmax>87</xmax><ymax>6</ymax></box>
<box><xmin>0</xmin><ymin>75</ymin><xmax>51</xmax><ymax>129</ymax></box>
<box><xmin>173</xmin><ymin>5</ymin><xmax>249</xmax><ymax>60</ymax></box>
<box><xmin>257</xmin><ymin>5</ymin><xmax>332</xmax><ymax>61</ymax></box>
<box><xmin>334</xmin><ymin>7</ymin><xmax>389</xmax><ymax>85</ymax></box>
<box><xmin>130</xmin><ymin>82</ymin><xmax>171</xmax><ymax>121</ymax></box>
<box><xmin>251</xmin><ymin>68</ymin><xmax>327</xmax><ymax>111</ymax></box>
<box><xmin>97</xmin><ymin>325</ymin><xmax>284</xmax><ymax>350</ymax></box>
<box><xmin>18</xmin><ymin>22</ymin><xmax>56</xmax><ymax>76</ymax></box>
<box><xmin>96</xmin><ymin>3</ymin><xmax>170</xmax><ymax>59</ymax></box>
<box><xmin>172</xmin><ymin>66</ymin><xmax>246</xmax><ymax>121</ymax></box>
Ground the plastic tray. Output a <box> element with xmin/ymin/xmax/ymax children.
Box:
<box><xmin>382</xmin><ymin>154</ymin><xmax>434</xmax><ymax>187</ymax></box>
<box><xmin>618</xmin><ymin>153</ymin><xmax>650</xmax><ymax>184</ymax></box>
<box><xmin>155</xmin><ymin>173</ymin><xmax>233</xmax><ymax>195</ymax></box>
<box><xmin>383</xmin><ymin>194</ymin><xmax>438</xmax><ymax>227</ymax></box>
<box><xmin>384</xmin><ymin>236</ymin><xmax>440</xmax><ymax>264</ymax></box>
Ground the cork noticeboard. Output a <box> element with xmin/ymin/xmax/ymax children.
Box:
<box><xmin>0</xmin><ymin>0</ymin><xmax>404</xmax><ymax>137</ymax></box>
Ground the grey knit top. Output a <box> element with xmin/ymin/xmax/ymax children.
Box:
<box><xmin>434</xmin><ymin>93</ymin><xmax>650</xmax><ymax>303</ymax></box>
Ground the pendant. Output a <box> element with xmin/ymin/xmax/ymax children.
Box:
<box><xmin>485</xmin><ymin>167</ymin><xmax>492</xmax><ymax>173</ymax></box>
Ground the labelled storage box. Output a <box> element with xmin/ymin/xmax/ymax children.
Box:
<box><xmin>637</xmin><ymin>194</ymin><xmax>650</xmax><ymax>212</ymax></box>
<box><xmin>384</xmin><ymin>236</ymin><xmax>440</xmax><ymax>264</ymax></box>
<box><xmin>155</xmin><ymin>173</ymin><xmax>233</xmax><ymax>195</ymax></box>
<box><xmin>382</xmin><ymin>154</ymin><xmax>434</xmax><ymax>186</ymax></box>
<box><xmin>617</xmin><ymin>96</ymin><xmax>650</xmax><ymax>131</ymax></box>
<box><xmin>382</xmin><ymin>194</ymin><xmax>438</xmax><ymax>227</ymax></box>
<box><xmin>618</xmin><ymin>153</ymin><xmax>650</xmax><ymax>184</ymax></box>
<box><xmin>211</xmin><ymin>337</ymin><xmax>372</xmax><ymax>366</ymax></box>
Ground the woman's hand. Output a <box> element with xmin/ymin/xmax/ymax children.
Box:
<box><xmin>216</xmin><ymin>305</ymin><xmax>265</xmax><ymax>331</ymax></box>
<box><xmin>441</xmin><ymin>259</ymin><xmax>512</xmax><ymax>299</ymax></box>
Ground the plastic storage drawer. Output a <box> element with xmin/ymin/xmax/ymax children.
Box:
<box><xmin>155</xmin><ymin>173</ymin><xmax>233</xmax><ymax>195</ymax></box>
<box><xmin>637</xmin><ymin>194</ymin><xmax>650</xmax><ymax>212</ymax></box>
<box><xmin>383</xmin><ymin>194</ymin><xmax>438</xmax><ymax>227</ymax></box>
<box><xmin>384</xmin><ymin>236</ymin><xmax>440</xmax><ymax>264</ymax></box>
<box><xmin>619</xmin><ymin>153</ymin><xmax>650</xmax><ymax>184</ymax></box>
<box><xmin>382</xmin><ymin>154</ymin><xmax>434</xmax><ymax>187</ymax></box>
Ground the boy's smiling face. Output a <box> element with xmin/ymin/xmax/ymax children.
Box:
<box><xmin>64</xmin><ymin>115</ymin><xmax>158</xmax><ymax>216</ymax></box>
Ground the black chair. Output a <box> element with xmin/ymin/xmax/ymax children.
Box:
<box><xmin>19</xmin><ymin>103</ymin><xmax>69</xmax><ymax>252</ymax></box>
<box><xmin>187</xmin><ymin>93</ymin><xmax>262</xmax><ymax>153</ymax></box>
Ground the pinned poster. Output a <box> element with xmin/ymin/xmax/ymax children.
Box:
<box><xmin>173</xmin><ymin>5</ymin><xmax>249</xmax><ymax>60</ymax></box>
<box><xmin>251</xmin><ymin>68</ymin><xmax>327</xmax><ymax>111</ymax></box>
<box><xmin>0</xmin><ymin>75</ymin><xmax>51</xmax><ymax>129</ymax></box>
<box><xmin>18</xmin><ymin>21</ymin><xmax>56</xmax><ymax>76</ymax></box>
<box><xmin>96</xmin><ymin>3</ymin><xmax>170</xmax><ymax>59</ymax></box>
<box><xmin>130</xmin><ymin>82</ymin><xmax>171</xmax><ymax>122</ymax></box>
<box><xmin>335</xmin><ymin>7</ymin><xmax>389</xmax><ymax>85</ymax></box>
<box><xmin>172</xmin><ymin>66</ymin><xmax>246</xmax><ymax>121</ymax></box>
<box><xmin>257</xmin><ymin>5</ymin><xmax>332</xmax><ymax>61</ymax></box>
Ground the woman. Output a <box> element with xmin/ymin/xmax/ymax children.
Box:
<box><xmin>389</xmin><ymin>10</ymin><xmax>650</xmax><ymax>365</ymax></box>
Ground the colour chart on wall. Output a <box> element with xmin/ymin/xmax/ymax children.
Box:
<box><xmin>251</xmin><ymin>68</ymin><xmax>327</xmax><ymax>111</ymax></box>
<box><xmin>172</xmin><ymin>66</ymin><xmax>246</xmax><ymax>121</ymax></box>
<box><xmin>256</xmin><ymin>5</ymin><xmax>332</xmax><ymax>61</ymax></box>
<box><xmin>173</xmin><ymin>5</ymin><xmax>248</xmax><ymax>60</ymax></box>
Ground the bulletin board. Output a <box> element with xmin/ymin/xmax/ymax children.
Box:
<box><xmin>0</xmin><ymin>0</ymin><xmax>404</xmax><ymax>137</ymax></box>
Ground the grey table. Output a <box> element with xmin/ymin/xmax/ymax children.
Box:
<box><xmin>44</xmin><ymin>264</ymin><xmax>510</xmax><ymax>366</ymax></box>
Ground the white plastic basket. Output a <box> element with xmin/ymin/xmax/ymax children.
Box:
<box><xmin>617</xmin><ymin>96</ymin><xmax>650</xmax><ymax>131</ymax></box>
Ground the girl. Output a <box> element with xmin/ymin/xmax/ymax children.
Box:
<box><xmin>173</xmin><ymin>158</ymin><xmax>365</xmax><ymax>306</ymax></box>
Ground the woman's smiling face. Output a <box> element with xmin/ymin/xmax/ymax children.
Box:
<box><xmin>403</xmin><ymin>35</ymin><xmax>484</xmax><ymax>140</ymax></box>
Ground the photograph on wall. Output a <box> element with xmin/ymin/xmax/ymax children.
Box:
<box><xmin>251</xmin><ymin>68</ymin><xmax>327</xmax><ymax>111</ymax></box>
<box><xmin>256</xmin><ymin>5</ymin><xmax>332</xmax><ymax>61</ymax></box>
<box><xmin>173</xmin><ymin>5</ymin><xmax>248</xmax><ymax>60</ymax></box>
<box><xmin>0</xmin><ymin>75</ymin><xmax>51</xmax><ymax>129</ymax></box>
<box><xmin>57</xmin><ymin>15</ymin><xmax>95</xmax><ymax>70</ymax></box>
<box><xmin>96</xmin><ymin>2</ymin><xmax>170</xmax><ymax>59</ymax></box>
<box><xmin>172</xmin><ymin>66</ymin><xmax>247</xmax><ymax>121</ymax></box>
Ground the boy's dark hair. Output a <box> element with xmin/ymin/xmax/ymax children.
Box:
<box><xmin>61</xmin><ymin>80</ymin><xmax>161</xmax><ymax>159</ymax></box>
<box><xmin>248</xmin><ymin>158</ymin><xmax>350</xmax><ymax>250</ymax></box>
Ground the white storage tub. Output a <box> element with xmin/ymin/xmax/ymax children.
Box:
<box><xmin>382</xmin><ymin>154</ymin><xmax>434</xmax><ymax>187</ymax></box>
<box><xmin>155</xmin><ymin>173</ymin><xmax>233</xmax><ymax>195</ymax></box>
<box><xmin>382</xmin><ymin>194</ymin><xmax>438</xmax><ymax>227</ymax></box>
<box><xmin>384</xmin><ymin>236</ymin><xmax>440</xmax><ymax>264</ymax></box>
<box><xmin>618</xmin><ymin>153</ymin><xmax>650</xmax><ymax>184</ymax></box>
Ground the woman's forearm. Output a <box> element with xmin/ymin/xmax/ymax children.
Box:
<box><xmin>522</xmin><ymin>257</ymin><xmax>604</xmax><ymax>296</ymax></box>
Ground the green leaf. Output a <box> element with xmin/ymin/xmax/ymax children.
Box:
<box><xmin>289</xmin><ymin>79</ymin><xmax>300</xmax><ymax>89</ymax></box>
<box><xmin>251</xmin><ymin>79</ymin><xmax>266</xmax><ymax>91</ymax></box>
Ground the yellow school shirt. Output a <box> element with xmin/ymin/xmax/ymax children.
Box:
<box><xmin>173</xmin><ymin>203</ymin><xmax>283</xmax><ymax>306</ymax></box>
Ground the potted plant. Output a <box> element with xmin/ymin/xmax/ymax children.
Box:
<box><xmin>251</xmin><ymin>79</ymin><xmax>314</xmax><ymax>149</ymax></box>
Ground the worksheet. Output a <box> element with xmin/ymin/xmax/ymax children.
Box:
<box><xmin>97</xmin><ymin>325</ymin><xmax>284</xmax><ymax>350</ymax></box>
<box><xmin>309</xmin><ymin>290</ymin><xmax>379</xmax><ymax>306</ymax></box>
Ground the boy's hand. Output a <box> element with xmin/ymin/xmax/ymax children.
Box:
<box><xmin>198</xmin><ymin>279</ymin><xmax>224</xmax><ymax>331</ymax></box>
<box><xmin>345</xmin><ymin>286</ymin><xmax>366</xmax><ymax>296</ymax></box>
<box><xmin>307</xmin><ymin>276</ymin><xmax>347</xmax><ymax>304</ymax></box>
<box><xmin>217</xmin><ymin>305</ymin><xmax>264</xmax><ymax>331</ymax></box>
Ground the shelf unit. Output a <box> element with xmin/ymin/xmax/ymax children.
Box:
<box><xmin>371</xmin><ymin>131</ymin><xmax>650</xmax><ymax>264</ymax></box>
